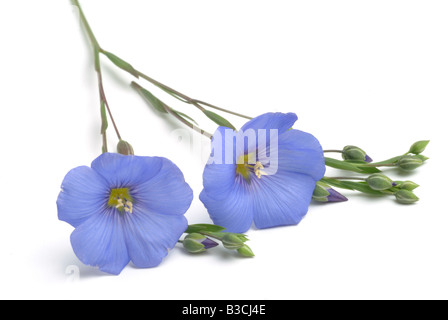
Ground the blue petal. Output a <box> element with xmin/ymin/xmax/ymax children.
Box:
<box><xmin>133</xmin><ymin>158</ymin><xmax>193</xmax><ymax>216</ymax></box>
<box><xmin>122</xmin><ymin>210</ymin><xmax>188</xmax><ymax>268</ymax></box>
<box><xmin>57</xmin><ymin>166</ymin><xmax>109</xmax><ymax>228</ymax></box>
<box><xmin>91</xmin><ymin>153</ymin><xmax>163</xmax><ymax>188</ymax></box>
<box><xmin>237</xmin><ymin>113</ymin><xmax>298</xmax><ymax>156</ymax></box>
<box><xmin>200</xmin><ymin>175</ymin><xmax>254</xmax><ymax>233</ymax></box>
<box><xmin>203</xmin><ymin>126</ymin><xmax>237</xmax><ymax>201</ymax></box>
<box><xmin>70</xmin><ymin>209</ymin><xmax>130</xmax><ymax>275</ymax></box>
<box><xmin>264</xmin><ymin>129</ymin><xmax>325</xmax><ymax>181</ymax></box>
<box><xmin>278</xmin><ymin>128</ymin><xmax>324</xmax><ymax>152</ymax></box>
<box><xmin>240</xmin><ymin>112</ymin><xmax>298</xmax><ymax>134</ymax></box>
<box><xmin>252</xmin><ymin>170</ymin><xmax>317</xmax><ymax>229</ymax></box>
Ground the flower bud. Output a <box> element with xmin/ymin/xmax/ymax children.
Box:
<box><xmin>342</xmin><ymin>145</ymin><xmax>372</xmax><ymax>163</ymax></box>
<box><xmin>237</xmin><ymin>245</ymin><xmax>255</xmax><ymax>257</ymax></box>
<box><xmin>395</xmin><ymin>189</ymin><xmax>419</xmax><ymax>204</ymax></box>
<box><xmin>366</xmin><ymin>173</ymin><xmax>394</xmax><ymax>191</ymax></box>
<box><xmin>397</xmin><ymin>155</ymin><xmax>423</xmax><ymax>171</ymax></box>
<box><xmin>312</xmin><ymin>182</ymin><xmax>330</xmax><ymax>202</ymax></box>
<box><xmin>408</xmin><ymin>140</ymin><xmax>430</xmax><ymax>155</ymax></box>
<box><xmin>399</xmin><ymin>180</ymin><xmax>419</xmax><ymax>191</ymax></box>
<box><xmin>117</xmin><ymin>140</ymin><xmax>134</xmax><ymax>156</ymax></box>
<box><xmin>221</xmin><ymin>233</ymin><xmax>246</xmax><ymax>250</ymax></box>
<box><xmin>183</xmin><ymin>233</ymin><xmax>219</xmax><ymax>253</ymax></box>
<box><xmin>313</xmin><ymin>182</ymin><xmax>347</xmax><ymax>202</ymax></box>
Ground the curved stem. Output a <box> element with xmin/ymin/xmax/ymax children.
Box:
<box><xmin>97</xmin><ymin>72</ymin><xmax>122</xmax><ymax>141</ymax></box>
<box><xmin>364</xmin><ymin>163</ymin><xmax>396</xmax><ymax>168</ymax></box>
<box><xmin>325</xmin><ymin>176</ymin><xmax>366</xmax><ymax>181</ymax></box>
<box><xmin>194</xmin><ymin>100</ymin><xmax>253</xmax><ymax>120</ymax></box>
<box><xmin>134</xmin><ymin>70</ymin><xmax>253</xmax><ymax>120</ymax></box>
<box><xmin>131</xmin><ymin>82</ymin><xmax>213</xmax><ymax>139</ymax></box>
<box><xmin>73</xmin><ymin>0</ymin><xmax>123</xmax><ymax>147</ymax></box>
<box><xmin>72</xmin><ymin>0</ymin><xmax>100</xmax><ymax>51</ymax></box>
<box><xmin>165</xmin><ymin>105</ymin><xmax>213</xmax><ymax>139</ymax></box>
<box><xmin>75</xmin><ymin>1</ymin><xmax>252</xmax><ymax>128</ymax></box>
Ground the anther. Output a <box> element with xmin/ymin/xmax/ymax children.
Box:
<box><xmin>254</xmin><ymin>162</ymin><xmax>267</xmax><ymax>179</ymax></box>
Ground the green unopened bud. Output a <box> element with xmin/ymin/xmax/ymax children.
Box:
<box><xmin>408</xmin><ymin>140</ymin><xmax>430</xmax><ymax>155</ymax></box>
<box><xmin>395</xmin><ymin>189</ymin><xmax>419</xmax><ymax>204</ymax></box>
<box><xmin>237</xmin><ymin>245</ymin><xmax>255</xmax><ymax>257</ymax></box>
<box><xmin>313</xmin><ymin>181</ymin><xmax>331</xmax><ymax>202</ymax></box>
<box><xmin>366</xmin><ymin>173</ymin><xmax>394</xmax><ymax>191</ymax></box>
<box><xmin>399</xmin><ymin>181</ymin><xmax>420</xmax><ymax>191</ymax></box>
<box><xmin>397</xmin><ymin>155</ymin><xmax>423</xmax><ymax>171</ymax></box>
<box><xmin>221</xmin><ymin>233</ymin><xmax>246</xmax><ymax>250</ymax></box>
<box><xmin>342</xmin><ymin>145</ymin><xmax>372</xmax><ymax>162</ymax></box>
<box><xmin>117</xmin><ymin>140</ymin><xmax>134</xmax><ymax>156</ymax></box>
<box><xmin>312</xmin><ymin>181</ymin><xmax>348</xmax><ymax>202</ymax></box>
<box><xmin>183</xmin><ymin>233</ymin><xmax>208</xmax><ymax>253</ymax></box>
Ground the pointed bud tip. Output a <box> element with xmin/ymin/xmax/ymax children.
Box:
<box><xmin>222</xmin><ymin>233</ymin><xmax>246</xmax><ymax>250</ymax></box>
<box><xmin>237</xmin><ymin>245</ymin><xmax>255</xmax><ymax>257</ymax></box>
<box><xmin>327</xmin><ymin>189</ymin><xmax>349</xmax><ymax>202</ymax></box>
<box><xmin>409</xmin><ymin>140</ymin><xmax>430</xmax><ymax>155</ymax></box>
<box><xmin>399</xmin><ymin>181</ymin><xmax>420</xmax><ymax>191</ymax></box>
<box><xmin>395</xmin><ymin>189</ymin><xmax>419</xmax><ymax>204</ymax></box>
<box><xmin>202</xmin><ymin>238</ymin><xmax>219</xmax><ymax>250</ymax></box>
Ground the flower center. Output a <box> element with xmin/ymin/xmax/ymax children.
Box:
<box><xmin>236</xmin><ymin>153</ymin><xmax>266</xmax><ymax>182</ymax></box>
<box><xmin>108</xmin><ymin>188</ymin><xmax>133</xmax><ymax>214</ymax></box>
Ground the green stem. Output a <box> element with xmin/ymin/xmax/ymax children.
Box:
<box><xmin>326</xmin><ymin>176</ymin><xmax>366</xmax><ymax>181</ymax></box>
<box><xmin>365</xmin><ymin>156</ymin><xmax>402</xmax><ymax>167</ymax></box>
<box><xmin>321</xmin><ymin>177</ymin><xmax>385</xmax><ymax>196</ymax></box>
<box><xmin>134</xmin><ymin>70</ymin><xmax>253</xmax><ymax>120</ymax></box>
<box><xmin>98</xmin><ymin>71</ymin><xmax>122</xmax><ymax>141</ymax></box>
<box><xmin>198</xmin><ymin>231</ymin><xmax>223</xmax><ymax>241</ymax></box>
<box><xmin>73</xmin><ymin>0</ymin><xmax>123</xmax><ymax>149</ymax></box>
<box><xmin>131</xmin><ymin>82</ymin><xmax>213</xmax><ymax>139</ymax></box>
<box><xmin>72</xmin><ymin>0</ymin><xmax>100</xmax><ymax>52</ymax></box>
<box><xmin>323</xmin><ymin>150</ymin><xmax>343</xmax><ymax>154</ymax></box>
<box><xmin>194</xmin><ymin>100</ymin><xmax>253</xmax><ymax>120</ymax></box>
<box><xmin>364</xmin><ymin>162</ymin><xmax>396</xmax><ymax>168</ymax></box>
<box><xmin>75</xmin><ymin>1</ymin><xmax>251</xmax><ymax>129</ymax></box>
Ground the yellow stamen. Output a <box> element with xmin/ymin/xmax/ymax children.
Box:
<box><xmin>108</xmin><ymin>188</ymin><xmax>133</xmax><ymax>214</ymax></box>
<box><xmin>236</xmin><ymin>153</ymin><xmax>266</xmax><ymax>181</ymax></box>
<box><xmin>254</xmin><ymin>162</ymin><xmax>267</xmax><ymax>179</ymax></box>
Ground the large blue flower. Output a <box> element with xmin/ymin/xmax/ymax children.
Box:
<box><xmin>57</xmin><ymin>153</ymin><xmax>193</xmax><ymax>275</ymax></box>
<box><xmin>200</xmin><ymin>113</ymin><xmax>326</xmax><ymax>233</ymax></box>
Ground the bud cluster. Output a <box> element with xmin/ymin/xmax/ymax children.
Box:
<box><xmin>182</xmin><ymin>224</ymin><xmax>254</xmax><ymax>257</ymax></box>
<box><xmin>364</xmin><ymin>173</ymin><xmax>420</xmax><ymax>204</ymax></box>
<box><xmin>321</xmin><ymin>140</ymin><xmax>429</xmax><ymax>205</ymax></box>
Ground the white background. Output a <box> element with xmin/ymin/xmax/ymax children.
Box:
<box><xmin>0</xmin><ymin>0</ymin><xmax>447</xmax><ymax>300</ymax></box>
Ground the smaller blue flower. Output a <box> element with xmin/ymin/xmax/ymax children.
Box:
<box><xmin>200</xmin><ymin>112</ymin><xmax>326</xmax><ymax>233</ymax></box>
<box><xmin>57</xmin><ymin>153</ymin><xmax>193</xmax><ymax>275</ymax></box>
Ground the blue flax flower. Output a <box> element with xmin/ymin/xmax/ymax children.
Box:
<box><xmin>57</xmin><ymin>153</ymin><xmax>193</xmax><ymax>275</ymax></box>
<box><xmin>200</xmin><ymin>113</ymin><xmax>326</xmax><ymax>233</ymax></box>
